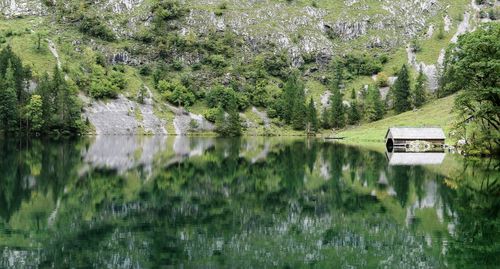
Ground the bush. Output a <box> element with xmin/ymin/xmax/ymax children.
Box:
<box><xmin>109</xmin><ymin>70</ymin><xmax>127</xmax><ymax>91</ymax></box>
<box><xmin>203</xmin><ymin>108</ymin><xmax>219</xmax><ymax>122</ymax></box>
<box><xmin>158</xmin><ymin>79</ymin><xmax>195</xmax><ymax>106</ymax></box>
<box><xmin>263</xmin><ymin>51</ymin><xmax>290</xmax><ymax>77</ymax></box>
<box><xmin>376</xmin><ymin>72</ymin><xmax>389</xmax><ymax>87</ymax></box>
<box><xmin>171</xmin><ymin>59</ymin><xmax>183</xmax><ymax>71</ymax></box>
<box><xmin>204</xmin><ymin>54</ymin><xmax>227</xmax><ymax>69</ymax></box>
<box><xmin>79</xmin><ymin>15</ymin><xmax>116</xmax><ymax>41</ymax></box>
<box><xmin>89</xmin><ymin>78</ymin><xmax>118</xmax><ymax>99</ymax></box>
<box><xmin>140</xmin><ymin>66</ymin><xmax>152</xmax><ymax>76</ymax></box>
<box><xmin>343</xmin><ymin>53</ymin><xmax>382</xmax><ymax>76</ymax></box>
<box><xmin>410</xmin><ymin>39</ymin><xmax>422</xmax><ymax>53</ymax></box>
<box><xmin>206</xmin><ymin>85</ymin><xmax>248</xmax><ymax>110</ymax></box>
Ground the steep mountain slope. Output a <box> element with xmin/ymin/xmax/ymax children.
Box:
<box><xmin>0</xmin><ymin>0</ymin><xmax>493</xmax><ymax>135</ymax></box>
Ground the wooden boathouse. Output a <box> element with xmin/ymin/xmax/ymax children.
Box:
<box><xmin>385</xmin><ymin>127</ymin><xmax>446</xmax><ymax>152</ymax></box>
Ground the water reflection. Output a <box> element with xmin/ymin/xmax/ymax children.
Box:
<box><xmin>0</xmin><ymin>137</ymin><xmax>498</xmax><ymax>268</ymax></box>
<box><xmin>386</xmin><ymin>151</ymin><xmax>446</xmax><ymax>165</ymax></box>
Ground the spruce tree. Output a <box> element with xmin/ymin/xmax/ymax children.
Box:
<box><xmin>281</xmin><ymin>72</ymin><xmax>300</xmax><ymax>124</ymax></box>
<box><xmin>291</xmin><ymin>83</ymin><xmax>306</xmax><ymax>130</ymax></box>
<box><xmin>306</xmin><ymin>97</ymin><xmax>318</xmax><ymax>132</ymax></box>
<box><xmin>321</xmin><ymin>107</ymin><xmax>331</xmax><ymax>129</ymax></box>
<box><xmin>0</xmin><ymin>46</ymin><xmax>30</xmax><ymax>103</ymax></box>
<box><xmin>393</xmin><ymin>64</ymin><xmax>411</xmax><ymax>113</ymax></box>
<box><xmin>413</xmin><ymin>68</ymin><xmax>427</xmax><ymax>108</ymax></box>
<box><xmin>36</xmin><ymin>73</ymin><xmax>53</xmax><ymax>129</ymax></box>
<box><xmin>280</xmin><ymin>71</ymin><xmax>307</xmax><ymax>130</ymax></box>
<box><xmin>348</xmin><ymin>101</ymin><xmax>360</xmax><ymax>125</ymax></box>
<box><xmin>215</xmin><ymin>103</ymin><xmax>241</xmax><ymax>137</ymax></box>
<box><xmin>26</xmin><ymin>95</ymin><xmax>44</xmax><ymax>133</ymax></box>
<box><xmin>365</xmin><ymin>85</ymin><xmax>384</xmax><ymax>122</ymax></box>
<box><xmin>0</xmin><ymin>62</ymin><xmax>18</xmax><ymax>132</ymax></box>
<box><xmin>330</xmin><ymin>86</ymin><xmax>345</xmax><ymax>128</ymax></box>
<box><xmin>226</xmin><ymin>103</ymin><xmax>241</xmax><ymax>137</ymax></box>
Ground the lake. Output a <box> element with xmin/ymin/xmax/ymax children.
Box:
<box><xmin>0</xmin><ymin>136</ymin><xmax>498</xmax><ymax>268</ymax></box>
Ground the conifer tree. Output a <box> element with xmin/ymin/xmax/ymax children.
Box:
<box><xmin>0</xmin><ymin>46</ymin><xmax>30</xmax><ymax>103</ymax></box>
<box><xmin>413</xmin><ymin>68</ymin><xmax>427</xmax><ymax>108</ymax></box>
<box><xmin>0</xmin><ymin>62</ymin><xmax>18</xmax><ymax>132</ymax></box>
<box><xmin>291</xmin><ymin>84</ymin><xmax>306</xmax><ymax>130</ymax></box>
<box><xmin>26</xmin><ymin>95</ymin><xmax>44</xmax><ymax>133</ymax></box>
<box><xmin>348</xmin><ymin>89</ymin><xmax>361</xmax><ymax>125</ymax></box>
<box><xmin>330</xmin><ymin>86</ymin><xmax>345</xmax><ymax>128</ymax></box>
<box><xmin>321</xmin><ymin>107</ymin><xmax>331</xmax><ymax>129</ymax></box>
<box><xmin>306</xmin><ymin>97</ymin><xmax>318</xmax><ymax>132</ymax></box>
<box><xmin>281</xmin><ymin>72</ymin><xmax>300</xmax><ymax>124</ymax></box>
<box><xmin>215</xmin><ymin>103</ymin><xmax>241</xmax><ymax>137</ymax></box>
<box><xmin>36</xmin><ymin>73</ymin><xmax>53</xmax><ymax>129</ymax></box>
<box><xmin>365</xmin><ymin>85</ymin><xmax>384</xmax><ymax>122</ymax></box>
<box><xmin>227</xmin><ymin>106</ymin><xmax>241</xmax><ymax>136</ymax></box>
<box><xmin>393</xmin><ymin>64</ymin><xmax>411</xmax><ymax>113</ymax></box>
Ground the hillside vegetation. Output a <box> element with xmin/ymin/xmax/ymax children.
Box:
<box><xmin>338</xmin><ymin>94</ymin><xmax>456</xmax><ymax>141</ymax></box>
<box><xmin>0</xmin><ymin>0</ymin><xmax>496</xmax><ymax>138</ymax></box>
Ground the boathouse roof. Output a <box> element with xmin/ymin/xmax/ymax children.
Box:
<box><xmin>385</xmin><ymin>127</ymin><xmax>446</xmax><ymax>140</ymax></box>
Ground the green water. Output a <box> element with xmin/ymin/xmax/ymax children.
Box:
<box><xmin>0</xmin><ymin>137</ymin><xmax>498</xmax><ymax>268</ymax></box>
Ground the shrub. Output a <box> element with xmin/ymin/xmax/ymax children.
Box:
<box><xmin>376</xmin><ymin>72</ymin><xmax>389</xmax><ymax>87</ymax></box>
<box><xmin>343</xmin><ymin>53</ymin><xmax>382</xmax><ymax>76</ymax></box>
<box><xmin>206</xmin><ymin>85</ymin><xmax>248</xmax><ymax>110</ymax></box>
<box><xmin>204</xmin><ymin>54</ymin><xmax>227</xmax><ymax>69</ymax></box>
<box><xmin>79</xmin><ymin>15</ymin><xmax>116</xmax><ymax>41</ymax></box>
<box><xmin>263</xmin><ymin>51</ymin><xmax>290</xmax><ymax>77</ymax></box>
<box><xmin>203</xmin><ymin>108</ymin><xmax>219</xmax><ymax>122</ymax></box>
<box><xmin>140</xmin><ymin>66</ymin><xmax>152</xmax><ymax>76</ymax></box>
<box><xmin>410</xmin><ymin>39</ymin><xmax>422</xmax><ymax>53</ymax></box>
<box><xmin>158</xmin><ymin>79</ymin><xmax>195</xmax><ymax>106</ymax></box>
<box><xmin>109</xmin><ymin>70</ymin><xmax>127</xmax><ymax>91</ymax></box>
<box><xmin>89</xmin><ymin>78</ymin><xmax>118</xmax><ymax>99</ymax></box>
<box><xmin>436</xmin><ymin>23</ymin><xmax>445</xmax><ymax>40</ymax></box>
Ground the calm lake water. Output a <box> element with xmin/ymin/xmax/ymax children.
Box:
<box><xmin>0</xmin><ymin>137</ymin><xmax>498</xmax><ymax>268</ymax></box>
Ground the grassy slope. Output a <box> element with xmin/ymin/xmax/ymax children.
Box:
<box><xmin>337</xmin><ymin>94</ymin><xmax>456</xmax><ymax>142</ymax></box>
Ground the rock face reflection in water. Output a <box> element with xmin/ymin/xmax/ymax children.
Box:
<box><xmin>0</xmin><ymin>137</ymin><xmax>498</xmax><ymax>268</ymax></box>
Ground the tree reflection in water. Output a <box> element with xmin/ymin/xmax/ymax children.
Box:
<box><xmin>0</xmin><ymin>137</ymin><xmax>498</xmax><ymax>268</ymax></box>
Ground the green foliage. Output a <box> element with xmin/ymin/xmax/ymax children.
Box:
<box><xmin>321</xmin><ymin>107</ymin><xmax>331</xmax><ymax>129</ymax></box>
<box><xmin>0</xmin><ymin>62</ymin><xmax>18</xmax><ymax>133</ymax></box>
<box><xmin>204</xmin><ymin>54</ymin><xmax>227</xmax><ymax>69</ymax></box>
<box><xmin>306</xmin><ymin>97</ymin><xmax>318</xmax><ymax>132</ymax></box>
<box><xmin>375</xmin><ymin>72</ymin><xmax>389</xmax><ymax>88</ymax></box>
<box><xmin>203</xmin><ymin>108</ymin><xmax>219</xmax><ymax>123</ymax></box>
<box><xmin>0</xmin><ymin>45</ymin><xmax>31</xmax><ymax>103</ymax></box>
<box><xmin>348</xmin><ymin>100</ymin><xmax>361</xmax><ymax>125</ymax></box>
<box><xmin>158</xmin><ymin>79</ymin><xmax>195</xmax><ymax>107</ymax></box>
<box><xmin>206</xmin><ymin>85</ymin><xmax>247</xmax><ymax>111</ymax></box>
<box><xmin>413</xmin><ymin>69</ymin><xmax>427</xmax><ymax>108</ymax></box>
<box><xmin>79</xmin><ymin>15</ymin><xmax>116</xmax><ymax>41</ymax></box>
<box><xmin>26</xmin><ymin>95</ymin><xmax>44</xmax><ymax>133</ymax></box>
<box><xmin>137</xmin><ymin>86</ymin><xmax>146</xmax><ymax>104</ymax></box>
<box><xmin>365</xmin><ymin>85</ymin><xmax>384</xmax><ymax>122</ymax></box>
<box><xmin>249</xmin><ymin>80</ymin><xmax>271</xmax><ymax>107</ymax></box>
<box><xmin>442</xmin><ymin>23</ymin><xmax>500</xmax><ymax>154</ymax></box>
<box><xmin>276</xmin><ymin>71</ymin><xmax>306</xmax><ymax>130</ymax></box>
<box><xmin>410</xmin><ymin>39</ymin><xmax>422</xmax><ymax>53</ymax></box>
<box><xmin>329</xmin><ymin>90</ymin><xmax>345</xmax><ymax>128</ymax></box>
<box><xmin>151</xmin><ymin>0</ymin><xmax>188</xmax><ymax>32</ymax></box>
<box><xmin>393</xmin><ymin>64</ymin><xmax>411</xmax><ymax>114</ymax></box>
<box><xmin>262</xmin><ymin>51</ymin><xmax>290</xmax><ymax>78</ymax></box>
<box><xmin>342</xmin><ymin>53</ymin><xmax>383</xmax><ymax>76</ymax></box>
<box><xmin>330</xmin><ymin>87</ymin><xmax>345</xmax><ymax>129</ymax></box>
<box><xmin>436</xmin><ymin>23</ymin><xmax>445</xmax><ymax>40</ymax></box>
<box><xmin>89</xmin><ymin>73</ymin><xmax>119</xmax><ymax>99</ymax></box>
<box><xmin>215</xmin><ymin>105</ymin><xmax>241</xmax><ymax>136</ymax></box>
